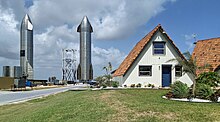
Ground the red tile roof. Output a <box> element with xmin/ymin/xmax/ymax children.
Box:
<box><xmin>192</xmin><ymin>37</ymin><xmax>220</xmax><ymax>74</ymax></box>
<box><xmin>113</xmin><ymin>24</ymin><xmax>185</xmax><ymax>77</ymax></box>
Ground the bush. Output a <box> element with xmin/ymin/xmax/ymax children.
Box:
<box><xmin>171</xmin><ymin>81</ymin><xmax>189</xmax><ymax>98</ymax></box>
<box><xmin>215</xmin><ymin>89</ymin><xmax>220</xmax><ymax>96</ymax></box>
<box><xmin>151</xmin><ymin>84</ymin><xmax>155</xmax><ymax>88</ymax></box>
<box><xmin>136</xmin><ymin>83</ymin><xmax>142</xmax><ymax>88</ymax></box>
<box><xmin>196</xmin><ymin>72</ymin><xmax>220</xmax><ymax>87</ymax></box>
<box><xmin>112</xmin><ymin>81</ymin><xmax>119</xmax><ymax>88</ymax></box>
<box><xmin>165</xmin><ymin>91</ymin><xmax>174</xmax><ymax>99</ymax></box>
<box><xmin>210</xmin><ymin>89</ymin><xmax>220</xmax><ymax>102</ymax></box>
<box><xmin>130</xmin><ymin>84</ymin><xmax>135</xmax><ymax>88</ymax></box>
<box><xmin>195</xmin><ymin>83</ymin><xmax>213</xmax><ymax>99</ymax></box>
<box><xmin>102</xmin><ymin>84</ymin><xmax>107</xmax><ymax>88</ymax></box>
<box><xmin>147</xmin><ymin>84</ymin><xmax>155</xmax><ymax>88</ymax></box>
<box><xmin>210</xmin><ymin>94</ymin><xmax>219</xmax><ymax>102</ymax></box>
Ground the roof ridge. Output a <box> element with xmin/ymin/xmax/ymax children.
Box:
<box><xmin>197</xmin><ymin>37</ymin><xmax>220</xmax><ymax>42</ymax></box>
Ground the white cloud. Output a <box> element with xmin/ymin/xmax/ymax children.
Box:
<box><xmin>0</xmin><ymin>5</ymin><xmax>19</xmax><ymax>60</ymax></box>
<box><xmin>0</xmin><ymin>0</ymin><xmax>176</xmax><ymax>79</ymax></box>
<box><xmin>29</xmin><ymin>0</ymin><xmax>174</xmax><ymax>40</ymax></box>
<box><xmin>92</xmin><ymin>45</ymin><xmax>125</xmax><ymax>76</ymax></box>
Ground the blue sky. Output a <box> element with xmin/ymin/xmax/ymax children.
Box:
<box><xmin>0</xmin><ymin>0</ymin><xmax>219</xmax><ymax>80</ymax></box>
<box><xmin>96</xmin><ymin>0</ymin><xmax>220</xmax><ymax>53</ymax></box>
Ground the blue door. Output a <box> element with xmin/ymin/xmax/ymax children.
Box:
<box><xmin>162</xmin><ymin>65</ymin><xmax>171</xmax><ymax>87</ymax></box>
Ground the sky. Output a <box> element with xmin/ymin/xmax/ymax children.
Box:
<box><xmin>0</xmin><ymin>0</ymin><xmax>220</xmax><ymax>80</ymax></box>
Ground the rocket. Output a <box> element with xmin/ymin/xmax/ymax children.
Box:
<box><xmin>20</xmin><ymin>14</ymin><xmax>34</xmax><ymax>79</ymax></box>
<box><xmin>77</xmin><ymin>16</ymin><xmax>93</xmax><ymax>82</ymax></box>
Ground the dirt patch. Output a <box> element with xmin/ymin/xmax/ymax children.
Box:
<box><xmin>99</xmin><ymin>91</ymin><xmax>134</xmax><ymax>121</ymax></box>
<box><xmin>160</xmin><ymin>112</ymin><xmax>177</xmax><ymax>120</ymax></box>
<box><xmin>99</xmin><ymin>90</ymin><xmax>177</xmax><ymax>121</ymax></box>
<box><xmin>136</xmin><ymin>111</ymin><xmax>159</xmax><ymax>117</ymax></box>
<box><xmin>135</xmin><ymin>110</ymin><xmax>177</xmax><ymax>120</ymax></box>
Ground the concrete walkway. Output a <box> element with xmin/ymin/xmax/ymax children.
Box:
<box><xmin>0</xmin><ymin>84</ymin><xmax>89</xmax><ymax>106</ymax></box>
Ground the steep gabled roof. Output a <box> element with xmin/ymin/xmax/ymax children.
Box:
<box><xmin>192</xmin><ymin>37</ymin><xmax>220</xmax><ymax>74</ymax></box>
<box><xmin>113</xmin><ymin>24</ymin><xmax>185</xmax><ymax>77</ymax></box>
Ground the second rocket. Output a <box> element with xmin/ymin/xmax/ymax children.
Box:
<box><xmin>77</xmin><ymin>16</ymin><xmax>93</xmax><ymax>82</ymax></box>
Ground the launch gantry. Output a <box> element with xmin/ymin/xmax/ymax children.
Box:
<box><xmin>62</xmin><ymin>49</ymin><xmax>77</xmax><ymax>83</ymax></box>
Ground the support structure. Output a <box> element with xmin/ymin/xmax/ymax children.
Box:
<box><xmin>62</xmin><ymin>49</ymin><xmax>77</xmax><ymax>82</ymax></box>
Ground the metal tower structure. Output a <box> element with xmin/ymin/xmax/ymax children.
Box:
<box><xmin>62</xmin><ymin>49</ymin><xmax>77</xmax><ymax>82</ymax></box>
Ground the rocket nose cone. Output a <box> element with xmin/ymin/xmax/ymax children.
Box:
<box><xmin>21</xmin><ymin>14</ymin><xmax>33</xmax><ymax>30</ymax></box>
<box><xmin>22</xmin><ymin>14</ymin><xmax>32</xmax><ymax>24</ymax></box>
<box><xmin>77</xmin><ymin>16</ymin><xmax>93</xmax><ymax>32</ymax></box>
<box><xmin>82</xmin><ymin>16</ymin><xmax>89</xmax><ymax>24</ymax></box>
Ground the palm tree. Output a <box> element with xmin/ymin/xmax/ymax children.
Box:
<box><xmin>103</xmin><ymin>62</ymin><xmax>112</xmax><ymax>75</ymax></box>
<box><xmin>167</xmin><ymin>51</ymin><xmax>210</xmax><ymax>97</ymax></box>
<box><xmin>102</xmin><ymin>62</ymin><xmax>113</xmax><ymax>85</ymax></box>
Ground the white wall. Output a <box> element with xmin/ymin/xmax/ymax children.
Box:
<box><xmin>121</xmin><ymin>31</ymin><xmax>193</xmax><ymax>87</ymax></box>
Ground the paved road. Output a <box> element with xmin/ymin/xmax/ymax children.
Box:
<box><xmin>0</xmin><ymin>84</ymin><xmax>89</xmax><ymax>106</ymax></box>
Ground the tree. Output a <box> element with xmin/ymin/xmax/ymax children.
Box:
<box><xmin>103</xmin><ymin>62</ymin><xmax>112</xmax><ymax>75</ymax></box>
<box><xmin>167</xmin><ymin>51</ymin><xmax>210</xmax><ymax>97</ymax></box>
<box><xmin>99</xmin><ymin>62</ymin><xmax>113</xmax><ymax>87</ymax></box>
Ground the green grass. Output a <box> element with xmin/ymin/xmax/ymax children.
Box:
<box><xmin>0</xmin><ymin>89</ymin><xmax>219</xmax><ymax>122</ymax></box>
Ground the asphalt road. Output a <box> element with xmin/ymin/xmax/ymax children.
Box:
<box><xmin>0</xmin><ymin>84</ymin><xmax>89</xmax><ymax>106</ymax></box>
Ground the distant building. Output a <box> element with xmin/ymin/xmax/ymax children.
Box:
<box><xmin>113</xmin><ymin>24</ymin><xmax>193</xmax><ymax>87</ymax></box>
<box><xmin>192</xmin><ymin>37</ymin><xmax>220</xmax><ymax>75</ymax></box>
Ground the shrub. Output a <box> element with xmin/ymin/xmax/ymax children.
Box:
<box><xmin>136</xmin><ymin>83</ymin><xmax>142</xmax><ymax>88</ymax></box>
<box><xmin>165</xmin><ymin>91</ymin><xmax>174</xmax><ymax>99</ymax></box>
<box><xmin>170</xmin><ymin>81</ymin><xmax>189</xmax><ymax>98</ymax></box>
<box><xmin>210</xmin><ymin>93</ymin><xmax>219</xmax><ymax>102</ymax></box>
<box><xmin>187</xmin><ymin>89</ymin><xmax>194</xmax><ymax>100</ymax></box>
<box><xmin>130</xmin><ymin>84</ymin><xmax>135</xmax><ymax>88</ymax></box>
<box><xmin>195</xmin><ymin>83</ymin><xmax>213</xmax><ymax>99</ymax></box>
<box><xmin>112</xmin><ymin>81</ymin><xmax>119</xmax><ymax>88</ymax></box>
<box><xmin>151</xmin><ymin>84</ymin><xmax>155</xmax><ymax>88</ymax></box>
<box><xmin>210</xmin><ymin>89</ymin><xmax>220</xmax><ymax>102</ymax></box>
<box><xmin>147</xmin><ymin>84</ymin><xmax>155</xmax><ymax>88</ymax></box>
<box><xmin>196</xmin><ymin>72</ymin><xmax>220</xmax><ymax>87</ymax></box>
<box><xmin>102</xmin><ymin>84</ymin><xmax>107</xmax><ymax>88</ymax></box>
<box><xmin>215</xmin><ymin>89</ymin><xmax>220</xmax><ymax>96</ymax></box>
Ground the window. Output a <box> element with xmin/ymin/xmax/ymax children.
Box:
<box><xmin>139</xmin><ymin>66</ymin><xmax>152</xmax><ymax>76</ymax></box>
<box><xmin>20</xmin><ymin>50</ymin><xmax>25</xmax><ymax>57</ymax></box>
<box><xmin>153</xmin><ymin>42</ymin><xmax>165</xmax><ymax>55</ymax></box>
<box><xmin>175</xmin><ymin>66</ymin><xmax>182</xmax><ymax>77</ymax></box>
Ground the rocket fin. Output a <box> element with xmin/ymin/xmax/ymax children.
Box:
<box><xmin>89</xmin><ymin>64</ymin><xmax>93</xmax><ymax>80</ymax></box>
<box><xmin>77</xmin><ymin>64</ymin><xmax>81</xmax><ymax>80</ymax></box>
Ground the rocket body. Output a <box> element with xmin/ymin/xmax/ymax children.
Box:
<box><xmin>20</xmin><ymin>14</ymin><xmax>34</xmax><ymax>79</ymax></box>
<box><xmin>77</xmin><ymin>16</ymin><xmax>93</xmax><ymax>82</ymax></box>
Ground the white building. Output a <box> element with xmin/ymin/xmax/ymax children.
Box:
<box><xmin>113</xmin><ymin>24</ymin><xmax>193</xmax><ymax>87</ymax></box>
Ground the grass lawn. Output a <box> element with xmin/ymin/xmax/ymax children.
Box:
<box><xmin>0</xmin><ymin>89</ymin><xmax>219</xmax><ymax>122</ymax></box>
